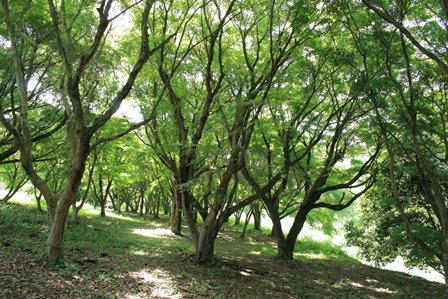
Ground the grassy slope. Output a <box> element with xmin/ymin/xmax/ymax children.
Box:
<box><xmin>0</xmin><ymin>202</ymin><xmax>444</xmax><ymax>298</ymax></box>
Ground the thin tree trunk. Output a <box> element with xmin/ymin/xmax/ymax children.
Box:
<box><xmin>170</xmin><ymin>200</ymin><xmax>181</xmax><ymax>235</ymax></box>
<box><xmin>153</xmin><ymin>197</ymin><xmax>160</xmax><ymax>219</ymax></box>
<box><xmin>71</xmin><ymin>203</ymin><xmax>80</xmax><ymax>224</ymax></box>
<box><xmin>35</xmin><ymin>190</ymin><xmax>43</xmax><ymax>213</ymax></box>
<box><xmin>240</xmin><ymin>209</ymin><xmax>253</xmax><ymax>238</ymax></box>
<box><xmin>117</xmin><ymin>188</ymin><xmax>122</xmax><ymax>214</ymax></box>
<box><xmin>1</xmin><ymin>178</ymin><xmax>27</xmax><ymax>203</ymax></box>
<box><xmin>253</xmin><ymin>203</ymin><xmax>261</xmax><ymax>230</ymax></box>
<box><xmin>36</xmin><ymin>196</ymin><xmax>42</xmax><ymax>212</ymax></box>
<box><xmin>100</xmin><ymin>200</ymin><xmax>106</xmax><ymax>217</ymax></box>
<box><xmin>139</xmin><ymin>192</ymin><xmax>144</xmax><ymax>217</ymax></box>
<box><xmin>170</xmin><ymin>182</ymin><xmax>182</xmax><ymax>235</ymax></box>
<box><xmin>234</xmin><ymin>210</ymin><xmax>242</xmax><ymax>225</ymax></box>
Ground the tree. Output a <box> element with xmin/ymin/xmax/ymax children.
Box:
<box><xmin>243</xmin><ymin>55</ymin><xmax>382</xmax><ymax>259</ymax></box>
<box><xmin>337</xmin><ymin>0</ymin><xmax>448</xmax><ymax>293</ymax></box>
<box><xmin>138</xmin><ymin>0</ymin><xmax>308</xmax><ymax>264</ymax></box>
<box><xmin>0</xmin><ymin>0</ymin><xmax>165</xmax><ymax>263</ymax></box>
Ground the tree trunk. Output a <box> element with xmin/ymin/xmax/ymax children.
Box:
<box><xmin>153</xmin><ymin>197</ymin><xmax>160</xmax><ymax>219</ymax></box>
<box><xmin>240</xmin><ymin>210</ymin><xmax>252</xmax><ymax>238</ymax></box>
<box><xmin>277</xmin><ymin>239</ymin><xmax>294</xmax><ymax>260</ymax></box>
<box><xmin>269</xmin><ymin>224</ymin><xmax>276</xmax><ymax>237</ymax></box>
<box><xmin>170</xmin><ymin>203</ymin><xmax>182</xmax><ymax>235</ymax></box>
<box><xmin>139</xmin><ymin>193</ymin><xmax>144</xmax><ymax>217</ymax></box>
<box><xmin>193</xmin><ymin>211</ymin><xmax>198</xmax><ymax>223</ymax></box>
<box><xmin>71</xmin><ymin>203</ymin><xmax>80</xmax><ymax>224</ymax></box>
<box><xmin>117</xmin><ymin>189</ymin><xmax>122</xmax><ymax>214</ymax></box>
<box><xmin>46</xmin><ymin>196</ymin><xmax>58</xmax><ymax>220</ymax></box>
<box><xmin>163</xmin><ymin>200</ymin><xmax>169</xmax><ymax>215</ymax></box>
<box><xmin>36</xmin><ymin>192</ymin><xmax>43</xmax><ymax>213</ymax></box>
<box><xmin>100</xmin><ymin>200</ymin><xmax>106</xmax><ymax>217</ymax></box>
<box><xmin>252</xmin><ymin>203</ymin><xmax>261</xmax><ymax>230</ymax></box>
<box><xmin>278</xmin><ymin>207</ymin><xmax>309</xmax><ymax>260</ymax></box>
<box><xmin>264</xmin><ymin>199</ymin><xmax>305</xmax><ymax>260</ymax></box>
<box><xmin>234</xmin><ymin>210</ymin><xmax>242</xmax><ymax>225</ymax></box>
<box><xmin>41</xmin><ymin>131</ymin><xmax>90</xmax><ymax>263</ymax></box>
<box><xmin>195</xmin><ymin>227</ymin><xmax>216</xmax><ymax>264</ymax></box>
<box><xmin>42</xmin><ymin>192</ymin><xmax>72</xmax><ymax>263</ymax></box>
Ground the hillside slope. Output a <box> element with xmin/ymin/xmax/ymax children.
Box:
<box><xmin>0</xmin><ymin>203</ymin><xmax>444</xmax><ymax>298</ymax></box>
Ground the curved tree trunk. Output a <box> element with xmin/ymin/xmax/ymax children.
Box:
<box><xmin>265</xmin><ymin>198</ymin><xmax>309</xmax><ymax>260</ymax></box>
<box><xmin>1</xmin><ymin>178</ymin><xmax>27</xmax><ymax>203</ymax></box>
<box><xmin>277</xmin><ymin>208</ymin><xmax>309</xmax><ymax>260</ymax></box>
<box><xmin>41</xmin><ymin>132</ymin><xmax>89</xmax><ymax>263</ymax></box>
<box><xmin>240</xmin><ymin>209</ymin><xmax>253</xmax><ymax>238</ymax></box>
<box><xmin>42</xmin><ymin>191</ymin><xmax>72</xmax><ymax>263</ymax></box>
<box><xmin>46</xmin><ymin>195</ymin><xmax>58</xmax><ymax>220</ymax></box>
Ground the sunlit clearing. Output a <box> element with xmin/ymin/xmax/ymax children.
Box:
<box><xmin>131</xmin><ymin>250</ymin><xmax>148</xmax><ymax>256</ymax></box>
<box><xmin>104</xmin><ymin>212</ymin><xmax>138</xmax><ymax>222</ymax></box>
<box><xmin>297</xmin><ymin>253</ymin><xmax>327</xmax><ymax>260</ymax></box>
<box><xmin>133</xmin><ymin>228</ymin><xmax>172</xmax><ymax>238</ymax></box>
<box><xmin>249</xmin><ymin>251</ymin><xmax>261</xmax><ymax>255</ymax></box>
<box><xmin>349</xmin><ymin>282</ymin><xmax>395</xmax><ymax>294</ymax></box>
<box><xmin>128</xmin><ymin>269</ymin><xmax>180</xmax><ymax>299</ymax></box>
<box><xmin>240</xmin><ymin>270</ymin><xmax>251</xmax><ymax>277</ymax></box>
<box><xmin>333</xmin><ymin>279</ymin><xmax>396</xmax><ymax>294</ymax></box>
<box><xmin>4</xmin><ymin>190</ymin><xmax>33</xmax><ymax>205</ymax></box>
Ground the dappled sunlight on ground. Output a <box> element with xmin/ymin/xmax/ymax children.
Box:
<box><xmin>133</xmin><ymin>228</ymin><xmax>173</xmax><ymax>239</ymax></box>
<box><xmin>1</xmin><ymin>203</ymin><xmax>445</xmax><ymax>298</ymax></box>
<box><xmin>216</xmin><ymin>231</ymin><xmax>237</xmax><ymax>242</ymax></box>
<box><xmin>130</xmin><ymin>250</ymin><xmax>148</xmax><ymax>256</ymax></box>
<box><xmin>331</xmin><ymin>278</ymin><xmax>397</xmax><ymax>295</ymax></box>
<box><xmin>258</xmin><ymin>212</ymin><xmax>445</xmax><ymax>283</ymax></box>
<box><xmin>126</xmin><ymin>269</ymin><xmax>181</xmax><ymax>299</ymax></box>
<box><xmin>102</xmin><ymin>212</ymin><xmax>140</xmax><ymax>222</ymax></box>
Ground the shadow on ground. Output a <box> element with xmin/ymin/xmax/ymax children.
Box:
<box><xmin>0</xmin><ymin>203</ymin><xmax>444</xmax><ymax>298</ymax></box>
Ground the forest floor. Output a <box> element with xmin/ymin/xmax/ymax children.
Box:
<box><xmin>0</xmin><ymin>202</ymin><xmax>445</xmax><ymax>298</ymax></box>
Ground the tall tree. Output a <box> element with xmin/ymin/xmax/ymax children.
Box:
<box><xmin>1</xmin><ymin>0</ymin><xmax>167</xmax><ymax>263</ymax></box>
<box><xmin>139</xmin><ymin>0</ymin><xmax>309</xmax><ymax>263</ymax></box>
<box><xmin>338</xmin><ymin>0</ymin><xmax>448</xmax><ymax>293</ymax></box>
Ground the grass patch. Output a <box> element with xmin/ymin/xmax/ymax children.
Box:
<box><xmin>295</xmin><ymin>236</ymin><xmax>358</xmax><ymax>264</ymax></box>
<box><xmin>0</xmin><ymin>201</ymin><xmax>445</xmax><ymax>298</ymax></box>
